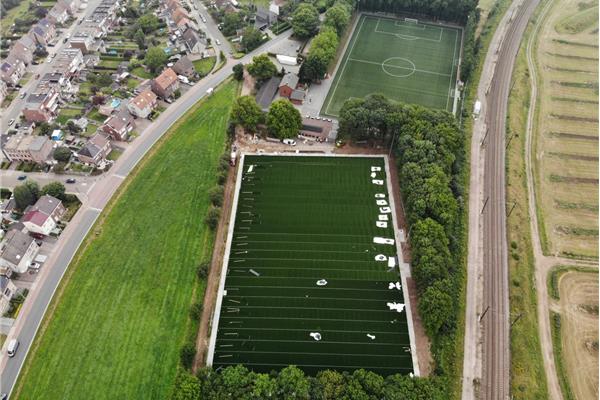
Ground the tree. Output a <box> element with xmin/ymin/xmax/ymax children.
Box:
<box><xmin>34</xmin><ymin>47</ymin><xmax>48</xmax><ymax>57</ymax></box>
<box><xmin>221</xmin><ymin>12</ymin><xmax>243</xmax><ymax>36</ymax></box>
<box><xmin>324</xmin><ymin>4</ymin><xmax>350</xmax><ymax>36</ymax></box>
<box><xmin>138</xmin><ymin>13</ymin><xmax>160</xmax><ymax>34</ymax></box>
<box><xmin>277</xmin><ymin>366</ymin><xmax>310</xmax><ymax>399</ymax></box>
<box><xmin>53</xmin><ymin>146</ymin><xmax>72</xmax><ymax>163</ymax></box>
<box><xmin>246</xmin><ymin>54</ymin><xmax>277</xmax><ymax>82</ymax></box>
<box><xmin>291</xmin><ymin>3</ymin><xmax>319</xmax><ymax>39</ymax></box>
<box><xmin>232</xmin><ymin>63</ymin><xmax>244</xmax><ymax>81</ymax></box>
<box><xmin>13</xmin><ymin>181</ymin><xmax>39</xmax><ymax>210</ymax></box>
<box><xmin>419</xmin><ymin>279</ymin><xmax>454</xmax><ymax>337</ymax></box>
<box><xmin>197</xmin><ymin>260</ymin><xmax>210</xmax><ymax>279</ymax></box>
<box><xmin>41</xmin><ymin>182</ymin><xmax>66</xmax><ymax>200</ymax></box>
<box><xmin>220</xmin><ymin>365</ymin><xmax>254</xmax><ymax>398</ymax></box>
<box><xmin>134</xmin><ymin>28</ymin><xmax>146</xmax><ymax>50</ymax></box>
<box><xmin>300</xmin><ymin>28</ymin><xmax>339</xmax><ymax>82</ymax></box>
<box><xmin>252</xmin><ymin>373</ymin><xmax>277</xmax><ymax>399</ymax></box>
<box><xmin>34</xmin><ymin>6</ymin><xmax>47</xmax><ymax>18</ymax></box>
<box><xmin>170</xmin><ymin>369</ymin><xmax>201</xmax><ymax>400</ymax></box>
<box><xmin>179</xmin><ymin>343</ymin><xmax>196</xmax><ymax>369</ymax></box>
<box><xmin>230</xmin><ymin>96</ymin><xmax>263</xmax><ymax>132</ymax></box>
<box><xmin>241</xmin><ymin>26</ymin><xmax>263</xmax><ymax>52</ymax></box>
<box><xmin>205</xmin><ymin>206</ymin><xmax>220</xmax><ymax>230</ymax></box>
<box><xmin>144</xmin><ymin>46</ymin><xmax>168</xmax><ymax>73</ymax></box>
<box><xmin>208</xmin><ymin>186</ymin><xmax>224</xmax><ymax>207</ymax></box>
<box><xmin>39</xmin><ymin>122</ymin><xmax>51</xmax><ymax>135</ymax></box>
<box><xmin>266</xmin><ymin>99</ymin><xmax>302</xmax><ymax>139</ymax></box>
<box><xmin>315</xmin><ymin>370</ymin><xmax>347</xmax><ymax>399</ymax></box>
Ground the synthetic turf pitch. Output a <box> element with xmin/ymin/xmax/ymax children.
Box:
<box><xmin>212</xmin><ymin>155</ymin><xmax>414</xmax><ymax>376</ymax></box>
<box><xmin>323</xmin><ymin>15</ymin><xmax>462</xmax><ymax>116</ymax></box>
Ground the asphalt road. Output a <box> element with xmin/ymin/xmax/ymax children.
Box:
<box><xmin>1</xmin><ymin>170</ymin><xmax>95</xmax><ymax>198</ymax></box>
<box><xmin>0</xmin><ymin>29</ymin><xmax>292</xmax><ymax>398</ymax></box>
<box><xmin>479</xmin><ymin>0</ymin><xmax>540</xmax><ymax>398</ymax></box>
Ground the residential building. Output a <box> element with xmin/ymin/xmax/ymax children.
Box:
<box><xmin>101</xmin><ymin>110</ymin><xmax>135</xmax><ymax>141</ymax></box>
<box><xmin>37</xmin><ymin>72</ymin><xmax>75</xmax><ymax>95</ymax></box>
<box><xmin>166</xmin><ymin>0</ymin><xmax>181</xmax><ymax>12</ymax></box>
<box><xmin>151</xmin><ymin>68</ymin><xmax>179</xmax><ymax>99</ymax></box>
<box><xmin>52</xmin><ymin>48</ymin><xmax>84</xmax><ymax>77</ymax></box>
<box><xmin>127</xmin><ymin>89</ymin><xmax>158</xmax><ymax>119</ymax></box>
<box><xmin>58</xmin><ymin>0</ymin><xmax>81</xmax><ymax>15</ymax></box>
<box><xmin>77</xmin><ymin>133</ymin><xmax>112</xmax><ymax>165</ymax></box>
<box><xmin>172</xmin><ymin>7</ymin><xmax>188</xmax><ymax>24</ymax></box>
<box><xmin>0</xmin><ymin>80</ymin><xmax>7</xmax><ymax>105</ymax></box>
<box><xmin>278</xmin><ymin>72</ymin><xmax>299</xmax><ymax>98</ymax></box>
<box><xmin>10</xmin><ymin>36</ymin><xmax>36</xmax><ymax>65</ymax></box>
<box><xmin>299</xmin><ymin>117</ymin><xmax>334</xmax><ymax>142</ymax></box>
<box><xmin>47</xmin><ymin>2</ymin><xmax>70</xmax><ymax>24</ymax></box>
<box><xmin>22</xmin><ymin>86</ymin><xmax>60</xmax><ymax>123</ymax></box>
<box><xmin>22</xmin><ymin>195</ymin><xmax>66</xmax><ymax>236</ymax></box>
<box><xmin>172</xmin><ymin>56</ymin><xmax>195</xmax><ymax>78</ymax></box>
<box><xmin>255</xmin><ymin>5</ymin><xmax>278</xmax><ymax>30</ymax></box>
<box><xmin>255</xmin><ymin>76</ymin><xmax>281</xmax><ymax>111</ymax></box>
<box><xmin>0</xmin><ymin>275</ymin><xmax>17</xmax><ymax>315</ymax></box>
<box><xmin>182</xmin><ymin>27</ymin><xmax>206</xmax><ymax>54</ymax></box>
<box><xmin>0</xmin><ymin>57</ymin><xmax>26</xmax><ymax>86</ymax></box>
<box><xmin>30</xmin><ymin>18</ymin><xmax>56</xmax><ymax>46</ymax></box>
<box><xmin>2</xmin><ymin>135</ymin><xmax>54</xmax><ymax>164</ymax></box>
<box><xmin>0</xmin><ymin>229</ymin><xmax>40</xmax><ymax>274</ymax></box>
<box><xmin>176</xmin><ymin>17</ymin><xmax>194</xmax><ymax>30</ymax></box>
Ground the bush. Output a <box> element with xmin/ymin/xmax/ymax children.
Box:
<box><xmin>209</xmin><ymin>186</ymin><xmax>224</xmax><ymax>207</ymax></box>
<box><xmin>205</xmin><ymin>206</ymin><xmax>221</xmax><ymax>230</ymax></box>
<box><xmin>180</xmin><ymin>343</ymin><xmax>196</xmax><ymax>369</ymax></box>
<box><xmin>197</xmin><ymin>261</ymin><xmax>210</xmax><ymax>279</ymax></box>
<box><xmin>190</xmin><ymin>302</ymin><xmax>203</xmax><ymax>320</ymax></box>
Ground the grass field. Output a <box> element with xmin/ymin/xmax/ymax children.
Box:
<box><xmin>211</xmin><ymin>155</ymin><xmax>414</xmax><ymax>376</ymax></box>
<box><xmin>13</xmin><ymin>81</ymin><xmax>239</xmax><ymax>400</ymax></box>
<box><xmin>322</xmin><ymin>15</ymin><xmax>461</xmax><ymax>116</ymax></box>
<box><xmin>534</xmin><ymin>0</ymin><xmax>598</xmax><ymax>259</ymax></box>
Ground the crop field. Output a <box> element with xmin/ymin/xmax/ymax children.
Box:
<box><xmin>210</xmin><ymin>155</ymin><xmax>414</xmax><ymax>376</ymax></box>
<box><xmin>322</xmin><ymin>15</ymin><xmax>462</xmax><ymax>116</ymax></box>
<box><xmin>534</xmin><ymin>0</ymin><xmax>598</xmax><ymax>258</ymax></box>
<box><xmin>13</xmin><ymin>81</ymin><xmax>239</xmax><ymax>400</ymax></box>
<box><xmin>556</xmin><ymin>270</ymin><xmax>599</xmax><ymax>400</ymax></box>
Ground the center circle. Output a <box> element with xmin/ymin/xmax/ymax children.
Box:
<box><xmin>381</xmin><ymin>57</ymin><xmax>416</xmax><ymax>78</ymax></box>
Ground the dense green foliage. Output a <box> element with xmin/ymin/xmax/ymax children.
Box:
<box><xmin>300</xmin><ymin>27</ymin><xmax>339</xmax><ymax>82</ymax></box>
<box><xmin>324</xmin><ymin>3</ymin><xmax>351</xmax><ymax>36</ymax></box>
<box><xmin>231</xmin><ymin>95</ymin><xmax>263</xmax><ymax>132</ymax></box>
<box><xmin>222</xmin><ymin>12</ymin><xmax>244</xmax><ymax>36</ymax></box>
<box><xmin>233</xmin><ymin>63</ymin><xmax>245</xmax><ymax>81</ymax></box>
<box><xmin>171</xmin><ymin>366</ymin><xmax>449</xmax><ymax>399</ymax></box>
<box><xmin>13</xmin><ymin>81</ymin><xmax>239</xmax><ymax>400</ymax></box>
<box><xmin>338</xmin><ymin>93</ymin><xmax>465</xmax><ymax>378</ymax></box>
<box><xmin>144</xmin><ymin>46</ymin><xmax>168</xmax><ymax>73</ymax></box>
<box><xmin>358</xmin><ymin>0</ymin><xmax>477</xmax><ymax>24</ymax></box>
<box><xmin>241</xmin><ymin>26</ymin><xmax>264</xmax><ymax>52</ymax></box>
<box><xmin>291</xmin><ymin>3</ymin><xmax>320</xmax><ymax>39</ymax></box>
<box><xmin>13</xmin><ymin>181</ymin><xmax>39</xmax><ymax>211</ymax></box>
<box><xmin>266</xmin><ymin>99</ymin><xmax>302</xmax><ymax>139</ymax></box>
<box><xmin>247</xmin><ymin>54</ymin><xmax>277</xmax><ymax>82</ymax></box>
<box><xmin>41</xmin><ymin>182</ymin><xmax>66</xmax><ymax>201</ymax></box>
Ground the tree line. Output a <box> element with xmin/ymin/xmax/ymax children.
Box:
<box><xmin>338</xmin><ymin>93</ymin><xmax>466</xmax><ymax>379</ymax></box>
<box><xmin>170</xmin><ymin>365</ymin><xmax>448</xmax><ymax>400</ymax></box>
<box><xmin>357</xmin><ymin>0</ymin><xmax>477</xmax><ymax>24</ymax></box>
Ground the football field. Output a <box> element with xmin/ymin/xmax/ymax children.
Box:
<box><xmin>208</xmin><ymin>155</ymin><xmax>415</xmax><ymax>376</ymax></box>
<box><xmin>322</xmin><ymin>15</ymin><xmax>462</xmax><ymax>116</ymax></box>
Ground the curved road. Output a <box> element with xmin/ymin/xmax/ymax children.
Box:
<box><xmin>0</xmin><ymin>31</ymin><xmax>292</xmax><ymax>397</ymax></box>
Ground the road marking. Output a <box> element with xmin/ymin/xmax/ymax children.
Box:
<box><xmin>113</xmin><ymin>174</ymin><xmax>126</xmax><ymax>179</ymax></box>
<box><xmin>89</xmin><ymin>207</ymin><xmax>103</xmax><ymax>213</ymax></box>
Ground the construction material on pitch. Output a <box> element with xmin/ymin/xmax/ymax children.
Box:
<box><xmin>212</xmin><ymin>155</ymin><xmax>413</xmax><ymax>376</ymax></box>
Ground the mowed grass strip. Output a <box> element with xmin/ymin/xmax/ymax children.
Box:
<box><xmin>323</xmin><ymin>15</ymin><xmax>461</xmax><ymax>116</ymax></box>
<box><xmin>14</xmin><ymin>80</ymin><xmax>239</xmax><ymax>400</ymax></box>
<box><xmin>213</xmin><ymin>156</ymin><xmax>413</xmax><ymax>376</ymax></box>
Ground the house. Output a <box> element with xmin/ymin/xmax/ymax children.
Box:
<box><xmin>29</xmin><ymin>18</ymin><xmax>56</xmax><ymax>46</ymax></box>
<box><xmin>172</xmin><ymin>56</ymin><xmax>195</xmax><ymax>78</ymax></box>
<box><xmin>127</xmin><ymin>89</ymin><xmax>158</xmax><ymax>119</ymax></box>
<box><xmin>182</xmin><ymin>27</ymin><xmax>206</xmax><ymax>54</ymax></box>
<box><xmin>0</xmin><ymin>57</ymin><xmax>26</xmax><ymax>86</ymax></box>
<box><xmin>255</xmin><ymin>5</ymin><xmax>278</xmax><ymax>30</ymax></box>
<box><xmin>101</xmin><ymin>109</ymin><xmax>135</xmax><ymax>141</ymax></box>
<box><xmin>0</xmin><ymin>80</ymin><xmax>7</xmax><ymax>105</ymax></box>
<box><xmin>22</xmin><ymin>195</ymin><xmax>66</xmax><ymax>236</ymax></box>
<box><xmin>176</xmin><ymin>17</ymin><xmax>194</xmax><ymax>30</ymax></box>
<box><xmin>10</xmin><ymin>36</ymin><xmax>36</xmax><ymax>65</ymax></box>
<box><xmin>172</xmin><ymin>7</ymin><xmax>189</xmax><ymax>24</ymax></box>
<box><xmin>47</xmin><ymin>2</ymin><xmax>70</xmax><ymax>24</ymax></box>
<box><xmin>289</xmin><ymin>88</ymin><xmax>305</xmax><ymax>105</ymax></box>
<box><xmin>0</xmin><ymin>275</ymin><xmax>17</xmax><ymax>315</ymax></box>
<box><xmin>278</xmin><ymin>72</ymin><xmax>299</xmax><ymax>98</ymax></box>
<box><xmin>2</xmin><ymin>135</ymin><xmax>54</xmax><ymax>164</ymax></box>
<box><xmin>70</xmin><ymin>30</ymin><xmax>97</xmax><ymax>53</ymax></box>
<box><xmin>22</xmin><ymin>86</ymin><xmax>60</xmax><ymax>123</ymax></box>
<box><xmin>166</xmin><ymin>0</ymin><xmax>181</xmax><ymax>11</ymax></box>
<box><xmin>255</xmin><ymin>76</ymin><xmax>281</xmax><ymax>111</ymax></box>
<box><xmin>299</xmin><ymin>117</ymin><xmax>334</xmax><ymax>142</ymax></box>
<box><xmin>52</xmin><ymin>48</ymin><xmax>84</xmax><ymax>77</ymax></box>
<box><xmin>151</xmin><ymin>68</ymin><xmax>179</xmax><ymax>99</ymax></box>
<box><xmin>58</xmin><ymin>0</ymin><xmax>81</xmax><ymax>15</ymax></box>
<box><xmin>0</xmin><ymin>229</ymin><xmax>40</xmax><ymax>274</ymax></box>
<box><xmin>77</xmin><ymin>133</ymin><xmax>112</xmax><ymax>165</ymax></box>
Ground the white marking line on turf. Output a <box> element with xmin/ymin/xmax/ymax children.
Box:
<box><xmin>220</xmin><ymin>316</ymin><xmax>407</xmax><ymax>324</ymax></box>
<box><xmin>325</xmin><ymin>15</ymin><xmax>366</xmax><ymax>115</ymax></box>
<box><xmin>213</xmin><ymin>350</ymin><xmax>409</xmax><ymax>357</ymax></box>
<box><xmin>229</xmin><ymin>257</ymin><xmax>376</xmax><ymax>264</ymax></box>
<box><xmin>446</xmin><ymin>29</ymin><xmax>460</xmax><ymax>112</ymax></box>
<box><xmin>227</xmin><ymin>285</ymin><xmax>391</xmax><ymax>292</ymax></box>
<box><xmin>347</xmin><ymin>57</ymin><xmax>451</xmax><ymax>78</ymax></box>
<box><xmin>220</xmin><ymin>327</ymin><xmax>407</xmax><ymax>334</ymax></box>
<box><xmin>230</xmin><ymin>248</ymin><xmax>377</xmax><ymax>254</ymax></box>
<box><xmin>374</xmin><ymin>17</ymin><xmax>443</xmax><ymax>42</ymax></box>
<box><xmin>226</xmin><ymin>295</ymin><xmax>396</xmax><ymax>302</ymax></box>
<box><xmin>218</xmin><ymin>338</ymin><xmax>404</xmax><ymax>346</ymax></box>
<box><xmin>213</xmin><ymin>362</ymin><xmax>413</xmax><ymax>370</ymax></box>
<box><xmin>228</xmin><ymin>306</ymin><xmax>393</xmax><ymax>312</ymax></box>
<box><xmin>236</xmin><ymin>232</ymin><xmax>372</xmax><ymax>237</ymax></box>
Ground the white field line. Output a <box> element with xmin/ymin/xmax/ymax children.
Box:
<box><xmin>230</xmin><ymin>248</ymin><xmax>380</xmax><ymax>254</ymax></box>
<box><xmin>325</xmin><ymin>16</ymin><xmax>366</xmax><ymax>115</ymax></box>
<box><xmin>213</xmin><ymin>350</ymin><xmax>410</xmax><ymax>357</ymax></box>
<box><xmin>220</xmin><ymin>316</ymin><xmax>408</xmax><ymax>323</ymax></box>
<box><xmin>226</xmin><ymin>285</ymin><xmax>392</xmax><ymax>292</ymax></box>
<box><xmin>225</xmin><ymin>295</ymin><xmax>397</xmax><ymax>302</ymax></box>
<box><xmin>218</xmin><ymin>338</ymin><xmax>406</xmax><ymax>346</ymax></box>
<box><xmin>374</xmin><ymin>17</ymin><xmax>443</xmax><ymax>42</ymax></box>
<box><xmin>220</xmin><ymin>327</ymin><xmax>407</xmax><ymax>334</ymax></box>
<box><xmin>347</xmin><ymin>57</ymin><xmax>452</xmax><ymax>77</ymax></box>
<box><xmin>227</xmin><ymin>305</ymin><xmax>398</xmax><ymax>312</ymax></box>
<box><xmin>228</xmin><ymin>257</ymin><xmax>379</xmax><ymax>264</ymax></box>
<box><xmin>214</xmin><ymin>361</ymin><xmax>414</xmax><ymax>370</ymax></box>
<box><xmin>235</xmin><ymin>232</ymin><xmax>371</xmax><ymax>237</ymax></box>
<box><xmin>446</xmin><ymin>29</ymin><xmax>460</xmax><ymax>112</ymax></box>
<box><xmin>394</xmin><ymin>19</ymin><xmax>426</xmax><ymax>30</ymax></box>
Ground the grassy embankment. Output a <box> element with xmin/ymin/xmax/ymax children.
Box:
<box><xmin>13</xmin><ymin>80</ymin><xmax>239</xmax><ymax>400</ymax></box>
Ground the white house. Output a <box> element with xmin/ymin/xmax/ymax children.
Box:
<box><xmin>0</xmin><ymin>229</ymin><xmax>40</xmax><ymax>274</ymax></box>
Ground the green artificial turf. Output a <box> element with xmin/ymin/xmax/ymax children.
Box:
<box><xmin>14</xmin><ymin>80</ymin><xmax>239</xmax><ymax>400</ymax></box>
<box><xmin>323</xmin><ymin>15</ymin><xmax>461</xmax><ymax>116</ymax></box>
<box><xmin>213</xmin><ymin>155</ymin><xmax>414</xmax><ymax>376</ymax></box>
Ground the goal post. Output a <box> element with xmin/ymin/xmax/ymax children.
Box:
<box><xmin>404</xmin><ymin>18</ymin><xmax>418</xmax><ymax>24</ymax></box>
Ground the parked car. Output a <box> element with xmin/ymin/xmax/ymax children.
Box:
<box><xmin>216</xmin><ymin>39</ymin><xmax>221</xmax><ymax>45</ymax></box>
<box><xmin>17</xmin><ymin>175</ymin><xmax>27</xmax><ymax>180</ymax></box>
<box><xmin>7</xmin><ymin>339</ymin><xmax>19</xmax><ymax>357</ymax></box>
<box><xmin>66</xmin><ymin>178</ymin><xmax>76</xmax><ymax>184</ymax></box>
<box><xmin>30</xmin><ymin>262</ymin><xmax>41</xmax><ymax>271</ymax></box>
<box><xmin>8</xmin><ymin>119</ymin><xmax>15</xmax><ymax>126</ymax></box>
<box><xmin>282</xmin><ymin>138</ymin><xmax>297</xmax><ymax>146</ymax></box>
<box><xmin>19</xmin><ymin>91</ymin><xmax>26</xmax><ymax>99</ymax></box>
<box><xmin>46</xmin><ymin>56</ymin><xmax>52</xmax><ymax>63</ymax></box>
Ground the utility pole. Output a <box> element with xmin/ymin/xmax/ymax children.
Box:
<box><xmin>481</xmin><ymin>196</ymin><xmax>489</xmax><ymax>214</ymax></box>
<box><xmin>507</xmin><ymin>201</ymin><xmax>517</xmax><ymax>217</ymax></box>
<box><xmin>480</xmin><ymin>127</ymin><xmax>489</xmax><ymax>146</ymax></box>
<box><xmin>511</xmin><ymin>313</ymin><xmax>522</xmax><ymax>327</ymax></box>
<box><xmin>479</xmin><ymin>306</ymin><xmax>490</xmax><ymax>322</ymax></box>
<box><xmin>506</xmin><ymin>134</ymin><xmax>514</xmax><ymax>149</ymax></box>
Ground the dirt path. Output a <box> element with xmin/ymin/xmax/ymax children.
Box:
<box><xmin>523</xmin><ymin>2</ymin><xmax>598</xmax><ymax>399</ymax></box>
<box><xmin>192</xmin><ymin>161</ymin><xmax>238</xmax><ymax>373</ymax></box>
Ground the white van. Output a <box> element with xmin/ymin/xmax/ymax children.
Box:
<box><xmin>282</xmin><ymin>138</ymin><xmax>296</xmax><ymax>146</ymax></box>
<box><xmin>7</xmin><ymin>339</ymin><xmax>19</xmax><ymax>357</ymax></box>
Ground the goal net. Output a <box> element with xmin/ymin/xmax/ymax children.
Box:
<box><xmin>404</xmin><ymin>18</ymin><xmax>419</xmax><ymax>24</ymax></box>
